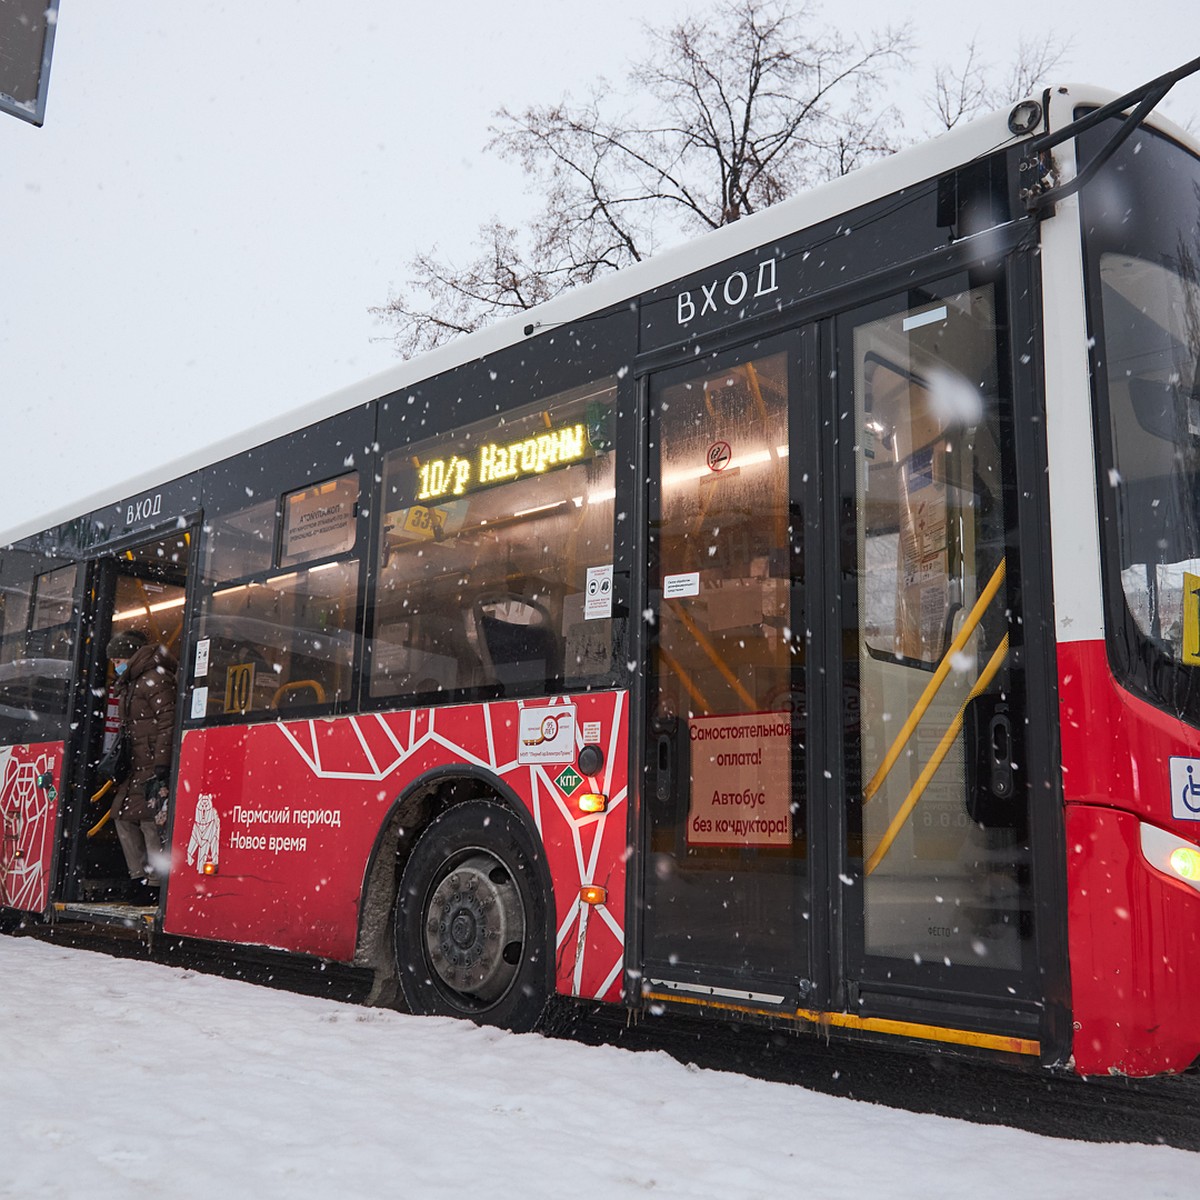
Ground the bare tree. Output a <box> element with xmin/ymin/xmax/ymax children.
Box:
<box><xmin>374</xmin><ymin>0</ymin><xmax>909</xmax><ymax>356</ymax></box>
<box><xmin>927</xmin><ymin>35</ymin><xmax>1072</xmax><ymax>132</ymax></box>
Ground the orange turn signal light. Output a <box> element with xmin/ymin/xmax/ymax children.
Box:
<box><xmin>202</xmin><ymin>861</ymin><xmax>218</xmax><ymax>876</ymax></box>
<box><xmin>578</xmin><ymin>792</ymin><xmax>608</xmax><ymax>814</ymax></box>
<box><xmin>580</xmin><ymin>885</ymin><xmax>607</xmax><ymax>906</ymax></box>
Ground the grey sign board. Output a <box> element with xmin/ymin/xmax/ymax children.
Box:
<box><xmin>0</xmin><ymin>0</ymin><xmax>59</xmax><ymax>126</ymax></box>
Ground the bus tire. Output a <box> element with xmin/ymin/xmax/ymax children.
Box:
<box><xmin>394</xmin><ymin>799</ymin><xmax>551</xmax><ymax>1032</ymax></box>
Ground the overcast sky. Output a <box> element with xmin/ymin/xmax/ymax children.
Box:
<box><xmin>2</xmin><ymin>1</ymin><xmax>1198</xmax><ymax>542</ymax></box>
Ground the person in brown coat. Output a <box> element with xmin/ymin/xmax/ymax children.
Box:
<box><xmin>106</xmin><ymin>629</ymin><xmax>178</xmax><ymax>887</ymax></box>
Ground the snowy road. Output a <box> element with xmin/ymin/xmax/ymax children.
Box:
<box><xmin>0</xmin><ymin>936</ymin><xmax>1193</xmax><ymax>1199</ymax></box>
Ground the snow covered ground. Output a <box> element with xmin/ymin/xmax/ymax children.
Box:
<box><xmin>0</xmin><ymin>935</ymin><xmax>1192</xmax><ymax>1199</ymax></box>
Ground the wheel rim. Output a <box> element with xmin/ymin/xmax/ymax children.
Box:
<box><xmin>423</xmin><ymin>851</ymin><xmax>526</xmax><ymax>1008</ymax></box>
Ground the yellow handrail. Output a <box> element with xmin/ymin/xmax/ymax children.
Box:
<box><xmin>657</xmin><ymin>644</ymin><xmax>710</xmax><ymax>711</ymax></box>
<box><xmin>865</xmin><ymin>634</ymin><xmax>1009</xmax><ymax>875</ymax></box>
<box><xmin>86</xmin><ymin>780</ymin><xmax>115</xmax><ymax>838</ymax></box>
<box><xmin>863</xmin><ymin>558</ymin><xmax>1007</xmax><ymax>805</ymax></box>
<box><xmin>670</xmin><ymin>603</ymin><xmax>757</xmax><ymax>710</ymax></box>
<box><xmin>271</xmin><ymin>678</ymin><xmax>327</xmax><ymax>707</ymax></box>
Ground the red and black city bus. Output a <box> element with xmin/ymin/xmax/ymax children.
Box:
<box><xmin>4</xmin><ymin>65</ymin><xmax>1200</xmax><ymax>1077</ymax></box>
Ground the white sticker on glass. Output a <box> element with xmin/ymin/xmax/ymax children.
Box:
<box><xmin>194</xmin><ymin>637</ymin><xmax>210</xmax><ymax>678</ymax></box>
<box><xmin>584</xmin><ymin>564</ymin><xmax>614</xmax><ymax>620</ymax></box>
<box><xmin>664</xmin><ymin>572</ymin><xmax>700</xmax><ymax>599</ymax></box>
<box><xmin>902</xmin><ymin>305</ymin><xmax>948</xmax><ymax>332</ymax></box>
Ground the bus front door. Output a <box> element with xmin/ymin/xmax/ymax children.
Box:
<box><xmin>835</xmin><ymin>275</ymin><xmax>1039</xmax><ymax>1039</ymax></box>
<box><xmin>640</xmin><ymin>276</ymin><xmax>1041</xmax><ymax>1046</ymax></box>
<box><xmin>641</xmin><ymin>336</ymin><xmax>811</xmax><ymax>1009</ymax></box>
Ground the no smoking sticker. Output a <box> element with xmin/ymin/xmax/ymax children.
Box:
<box><xmin>706</xmin><ymin>441</ymin><xmax>731</xmax><ymax>472</ymax></box>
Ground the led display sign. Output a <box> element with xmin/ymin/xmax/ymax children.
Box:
<box><xmin>415</xmin><ymin>423</ymin><xmax>591</xmax><ymax>502</ymax></box>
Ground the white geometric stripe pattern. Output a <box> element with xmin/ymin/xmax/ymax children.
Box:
<box><xmin>272</xmin><ymin>696</ymin><xmax>627</xmax><ymax>1001</ymax></box>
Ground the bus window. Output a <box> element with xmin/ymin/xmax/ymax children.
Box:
<box><xmin>195</xmin><ymin>472</ymin><xmax>361</xmax><ymax>719</ymax></box>
<box><xmin>1080</xmin><ymin>121</ymin><xmax>1200</xmax><ymax>722</ymax></box>
<box><xmin>0</xmin><ymin>561</ymin><xmax>78</xmax><ymax>731</ymax></box>
<box><xmin>203</xmin><ymin>494</ymin><xmax>277</xmax><ymax>583</ymax></box>
<box><xmin>653</xmin><ymin>352</ymin><xmax>793</xmax><ymax>721</ymax></box>
<box><xmin>369</xmin><ymin>379</ymin><xmax>617</xmax><ymax>700</ymax></box>
<box><xmin>29</xmin><ymin>564</ymin><xmax>77</xmax><ymax>639</ymax></box>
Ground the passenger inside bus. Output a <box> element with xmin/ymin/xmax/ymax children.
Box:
<box><xmin>105</xmin><ymin>628</ymin><xmax>176</xmax><ymax>887</ymax></box>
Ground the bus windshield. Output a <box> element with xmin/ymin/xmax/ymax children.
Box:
<box><xmin>1083</xmin><ymin>119</ymin><xmax>1200</xmax><ymax>720</ymax></box>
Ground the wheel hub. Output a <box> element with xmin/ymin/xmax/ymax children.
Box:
<box><xmin>425</xmin><ymin>852</ymin><xmax>525</xmax><ymax>1004</ymax></box>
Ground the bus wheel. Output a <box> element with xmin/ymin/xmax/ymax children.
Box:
<box><xmin>394</xmin><ymin>800</ymin><xmax>550</xmax><ymax>1031</ymax></box>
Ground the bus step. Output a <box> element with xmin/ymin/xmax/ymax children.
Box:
<box><xmin>52</xmin><ymin>902</ymin><xmax>158</xmax><ymax>931</ymax></box>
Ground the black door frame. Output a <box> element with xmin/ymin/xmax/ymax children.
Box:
<box><xmin>638</xmin><ymin>328</ymin><xmax>814</xmax><ymax>1005</ymax></box>
<box><xmin>629</xmin><ymin>236</ymin><xmax>1066</xmax><ymax>1052</ymax></box>
<box><xmin>56</xmin><ymin>517</ymin><xmax>200</xmax><ymax>904</ymax></box>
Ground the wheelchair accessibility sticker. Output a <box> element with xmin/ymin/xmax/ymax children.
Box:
<box><xmin>1170</xmin><ymin>757</ymin><xmax>1200</xmax><ymax>821</ymax></box>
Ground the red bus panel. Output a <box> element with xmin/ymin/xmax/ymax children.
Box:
<box><xmin>1059</xmin><ymin>640</ymin><xmax>1200</xmax><ymax>1075</ymax></box>
<box><xmin>0</xmin><ymin>741</ymin><xmax>62</xmax><ymax>913</ymax></box>
<box><xmin>164</xmin><ymin>693</ymin><xmax>629</xmax><ymax>1002</ymax></box>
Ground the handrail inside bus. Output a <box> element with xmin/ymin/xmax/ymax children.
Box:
<box><xmin>668</xmin><ymin>601</ymin><xmax>757</xmax><ymax>711</ymax></box>
<box><xmin>865</xmin><ymin>634</ymin><xmax>1010</xmax><ymax>876</ymax></box>
<box><xmin>863</xmin><ymin>558</ymin><xmax>1006</xmax><ymax>805</ymax></box>
<box><xmin>85</xmin><ymin>780</ymin><xmax>115</xmax><ymax>839</ymax></box>
<box><xmin>657</xmin><ymin>644</ymin><xmax>709</xmax><ymax>711</ymax></box>
<box><xmin>272</xmin><ymin>679</ymin><xmax>327</xmax><ymax>707</ymax></box>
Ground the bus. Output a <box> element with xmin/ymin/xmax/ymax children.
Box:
<box><xmin>3</xmin><ymin>61</ymin><xmax>1200</xmax><ymax>1079</ymax></box>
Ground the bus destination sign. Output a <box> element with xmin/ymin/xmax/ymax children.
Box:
<box><xmin>415</xmin><ymin>422</ymin><xmax>591</xmax><ymax>503</ymax></box>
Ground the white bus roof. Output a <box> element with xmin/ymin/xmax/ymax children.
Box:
<box><xmin>2</xmin><ymin>83</ymin><xmax>1192</xmax><ymax>550</ymax></box>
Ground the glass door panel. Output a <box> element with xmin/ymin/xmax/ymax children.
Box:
<box><xmin>643</xmin><ymin>342</ymin><xmax>807</xmax><ymax>989</ymax></box>
<box><xmin>840</xmin><ymin>277</ymin><xmax>1034</xmax><ymax>988</ymax></box>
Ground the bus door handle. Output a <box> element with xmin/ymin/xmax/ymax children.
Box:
<box><xmin>964</xmin><ymin>695</ymin><xmax>1022</xmax><ymax>831</ymax></box>
<box><xmin>987</xmin><ymin>712</ymin><xmax>1014</xmax><ymax>800</ymax></box>
<box><xmin>655</xmin><ymin>732</ymin><xmax>673</xmax><ymax>801</ymax></box>
<box><xmin>652</xmin><ymin>716</ymin><xmax>680</xmax><ymax>804</ymax></box>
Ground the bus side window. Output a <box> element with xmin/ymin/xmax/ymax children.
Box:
<box><xmin>0</xmin><ymin>561</ymin><xmax>78</xmax><ymax>728</ymax></box>
<box><xmin>195</xmin><ymin>472</ymin><xmax>362</xmax><ymax>721</ymax></box>
<box><xmin>369</xmin><ymin>378</ymin><xmax>618</xmax><ymax>702</ymax></box>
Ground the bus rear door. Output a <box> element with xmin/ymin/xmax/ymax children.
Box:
<box><xmin>57</xmin><ymin>528</ymin><xmax>193</xmax><ymax>912</ymax></box>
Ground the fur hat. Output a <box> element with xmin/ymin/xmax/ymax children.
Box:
<box><xmin>106</xmin><ymin>628</ymin><xmax>148</xmax><ymax>661</ymax></box>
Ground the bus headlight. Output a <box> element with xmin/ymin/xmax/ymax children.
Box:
<box><xmin>1140</xmin><ymin>822</ymin><xmax>1200</xmax><ymax>894</ymax></box>
<box><xmin>1169</xmin><ymin>846</ymin><xmax>1200</xmax><ymax>882</ymax></box>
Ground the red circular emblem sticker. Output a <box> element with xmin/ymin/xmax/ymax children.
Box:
<box><xmin>706</xmin><ymin>441</ymin><xmax>731</xmax><ymax>472</ymax></box>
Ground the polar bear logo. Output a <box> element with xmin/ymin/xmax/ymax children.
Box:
<box><xmin>187</xmin><ymin>792</ymin><xmax>221</xmax><ymax>872</ymax></box>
